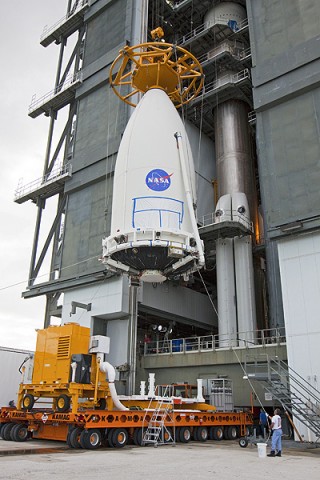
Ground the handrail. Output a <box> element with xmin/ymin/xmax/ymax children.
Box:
<box><xmin>40</xmin><ymin>0</ymin><xmax>89</xmax><ymax>42</ymax></box>
<box><xmin>143</xmin><ymin>327</ymin><xmax>286</xmax><ymax>356</ymax></box>
<box><xmin>198</xmin><ymin>43</ymin><xmax>251</xmax><ymax>66</ymax></box>
<box><xmin>268</xmin><ymin>357</ymin><xmax>320</xmax><ymax>405</ymax></box>
<box><xmin>178</xmin><ymin>17</ymin><xmax>249</xmax><ymax>45</ymax></box>
<box><xmin>199</xmin><ymin>208</ymin><xmax>253</xmax><ymax>231</ymax></box>
<box><xmin>29</xmin><ymin>71</ymin><xmax>82</xmax><ymax>113</ymax></box>
<box><xmin>14</xmin><ymin>162</ymin><xmax>72</xmax><ymax>201</ymax></box>
<box><xmin>195</xmin><ymin>69</ymin><xmax>250</xmax><ymax>101</ymax></box>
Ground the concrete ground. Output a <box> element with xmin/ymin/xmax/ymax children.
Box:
<box><xmin>0</xmin><ymin>438</ymin><xmax>319</xmax><ymax>480</ymax></box>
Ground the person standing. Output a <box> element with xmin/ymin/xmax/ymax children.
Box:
<box><xmin>267</xmin><ymin>408</ymin><xmax>283</xmax><ymax>457</ymax></box>
<box><xmin>259</xmin><ymin>408</ymin><xmax>268</xmax><ymax>438</ymax></box>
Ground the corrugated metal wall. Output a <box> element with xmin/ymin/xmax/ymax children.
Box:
<box><xmin>278</xmin><ymin>231</ymin><xmax>320</xmax><ymax>441</ymax></box>
<box><xmin>0</xmin><ymin>348</ymin><xmax>32</xmax><ymax>407</ymax></box>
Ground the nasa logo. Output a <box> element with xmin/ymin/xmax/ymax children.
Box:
<box><xmin>146</xmin><ymin>169</ymin><xmax>173</xmax><ymax>191</ymax></box>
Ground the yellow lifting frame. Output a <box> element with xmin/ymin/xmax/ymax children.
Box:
<box><xmin>109</xmin><ymin>41</ymin><xmax>204</xmax><ymax>108</ymax></box>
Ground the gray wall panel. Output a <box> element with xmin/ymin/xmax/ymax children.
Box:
<box><xmin>141</xmin><ymin>283</ymin><xmax>217</xmax><ymax>330</ymax></box>
<box><xmin>249</xmin><ymin>0</ymin><xmax>320</xmax><ymax>69</ymax></box>
<box><xmin>84</xmin><ymin>0</ymin><xmax>128</xmax><ymax>67</ymax></box>
<box><xmin>257</xmin><ymin>89</ymin><xmax>320</xmax><ymax>228</ymax></box>
<box><xmin>61</xmin><ymin>178</ymin><xmax>113</xmax><ymax>278</ymax></box>
<box><xmin>73</xmin><ymin>85</ymin><xmax>127</xmax><ymax>172</ymax></box>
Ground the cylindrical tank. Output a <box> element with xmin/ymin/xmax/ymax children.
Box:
<box><xmin>214</xmin><ymin>99</ymin><xmax>258</xmax><ymax>228</ymax></box>
<box><xmin>204</xmin><ymin>2</ymin><xmax>246</xmax><ymax>27</ymax></box>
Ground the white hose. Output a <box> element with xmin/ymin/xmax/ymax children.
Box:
<box><xmin>100</xmin><ymin>361</ymin><xmax>129</xmax><ymax>411</ymax></box>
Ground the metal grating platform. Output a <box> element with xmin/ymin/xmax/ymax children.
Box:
<box><xmin>14</xmin><ymin>163</ymin><xmax>72</xmax><ymax>204</ymax></box>
<box><xmin>28</xmin><ymin>72</ymin><xmax>82</xmax><ymax>118</ymax></box>
<box><xmin>40</xmin><ymin>1</ymin><xmax>89</xmax><ymax>47</ymax></box>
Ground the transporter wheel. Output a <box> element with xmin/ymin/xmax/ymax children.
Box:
<box><xmin>107</xmin><ymin>428</ymin><xmax>115</xmax><ymax>448</ymax></box>
<box><xmin>133</xmin><ymin>428</ymin><xmax>143</xmax><ymax>446</ymax></box>
<box><xmin>239</xmin><ymin>437</ymin><xmax>249</xmax><ymax>448</ymax></box>
<box><xmin>224</xmin><ymin>425</ymin><xmax>238</xmax><ymax>440</ymax></box>
<box><xmin>96</xmin><ymin>398</ymin><xmax>107</xmax><ymax>410</ymax></box>
<box><xmin>79</xmin><ymin>429</ymin><xmax>102</xmax><ymax>450</ymax></box>
<box><xmin>11</xmin><ymin>423</ymin><xmax>29</xmax><ymax>442</ymax></box>
<box><xmin>112</xmin><ymin>428</ymin><xmax>129</xmax><ymax>448</ymax></box>
<box><xmin>175</xmin><ymin>427</ymin><xmax>181</xmax><ymax>443</ymax></box>
<box><xmin>56</xmin><ymin>394</ymin><xmax>71</xmax><ymax>413</ymax></box>
<box><xmin>22</xmin><ymin>394</ymin><xmax>35</xmax><ymax>411</ymax></box>
<box><xmin>179</xmin><ymin>426</ymin><xmax>191</xmax><ymax>443</ymax></box>
<box><xmin>163</xmin><ymin>427</ymin><xmax>173</xmax><ymax>443</ymax></box>
<box><xmin>0</xmin><ymin>423</ymin><xmax>8</xmax><ymax>438</ymax></box>
<box><xmin>2</xmin><ymin>423</ymin><xmax>15</xmax><ymax>441</ymax></box>
<box><xmin>194</xmin><ymin>426</ymin><xmax>208</xmax><ymax>442</ymax></box>
<box><xmin>211</xmin><ymin>426</ymin><xmax>224</xmax><ymax>441</ymax></box>
<box><xmin>67</xmin><ymin>427</ymin><xmax>82</xmax><ymax>448</ymax></box>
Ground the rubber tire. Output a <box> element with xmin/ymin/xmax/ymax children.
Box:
<box><xmin>211</xmin><ymin>426</ymin><xmax>224</xmax><ymax>441</ymax></box>
<box><xmin>194</xmin><ymin>426</ymin><xmax>208</xmax><ymax>442</ymax></box>
<box><xmin>239</xmin><ymin>437</ymin><xmax>249</xmax><ymax>448</ymax></box>
<box><xmin>225</xmin><ymin>425</ymin><xmax>238</xmax><ymax>440</ymax></box>
<box><xmin>163</xmin><ymin>427</ymin><xmax>173</xmax><ymax>443</ymax></box>
<box><xmin>112</xmin><ymin>428</ymin><xmax>128</xmax><ymax>448</ymax></box>
<box><xmin>56</xmin><ymin>394</ymin><xmax>71</xmax><ymax>413</ymax></box>
<box><xmin>2</xmin><ymin>423</ymin><xmax>15</xmax><ymax>441</ymax></box>
<box><xmin>22</xmin><ymin>394</ymin><xmax>35</xmax><ymax>411</ymax></box>
<box><xmin>96</xmin><ymin>398</ymin><xmax>107</xmax><ymax>410</ymax></box>
<box><xmin>133</xmin><ymin>428</ymin><xmax>143</xmax><ymax>446</ymax></box>
<box><xmin>179</xmin><ymin>426</ymin><xmax>191</xmax><ymax>443</ymax></box>
<box><xmin>0</xmin><ymin>423</ymin><xmax>8</xmax><ymax>439</ymax></box>
<box><xmin>11</xmin><ymin>423</ymin><xmax>29</xmax><ymax>442</ymax></box>
<box><xmin>175</xmin><ymin>427</ymin><xmax>181</xmax><ymax>443</ymax></box>
<box><xmin>107</xmin><ymin>428</ymin><xmax>115</xmax><ymax>448</ymax></box>
<box><xmin>67</xmin><ymin>427</ymin><xmax>82</xmax><ymax>448</ymax></box>
<box><xmin>79</xmin><ymin>429</ymin><xmax>102</xmax><ymax>450</ymax></box>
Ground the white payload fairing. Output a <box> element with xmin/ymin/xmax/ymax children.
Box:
<box><xmin>102</xmin><ymin>42</ymin><xmax>205</xmax><ymax>283</ymax></box>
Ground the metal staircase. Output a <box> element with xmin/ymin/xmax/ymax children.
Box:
<box><xmin>142</xmin><ymin>386</ymin><xmax>175</xmax><ymax>446</ymax></box>
<box><xmin>245</xmin><ymin>355</ymin><xmax>320</xmax><ymax>440</ymax></box>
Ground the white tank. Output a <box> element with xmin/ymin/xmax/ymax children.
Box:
<box><xmin>102</xmin><ymin>88</ymin><xmax>204</xmax><ymax>282</ymax></box>
<box><xmin>204</xmin><ymin>2</ymin><xmax>246</xmax><ymax>28</ymax></box>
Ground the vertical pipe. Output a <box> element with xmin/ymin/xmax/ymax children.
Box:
<box><xmin>127</xmin><ymin>285</ymin><xmax>138</xmax><ymax>395</ymax></box>
<box><xmin>216</xmin><ymin>238</ymin><xmax>237</xmax><ymax>347</ymax></box>
<box><xmin>234</xmin><ymin>235</ymin><xmax>257</xmax><ymax>345</ymax></box>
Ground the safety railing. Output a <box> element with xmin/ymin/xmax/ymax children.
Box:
<box><xmin>14</xmin><ymin>162</ymin><xmax>72</xmax><ymax>202</ymax></box>
<box><xmin>40</xmin><ymin>0</ymin><xmax>89</xmax><ymax>42</ymax></box>
<box><xmin>198</xmin><ymin>69</ymin><xmax>250</xmax><ymax>100</ymax></box>
<box><xmin>29</xmin><ymin>71</ymin><xmax>82</xmax><ymax>114</ymax></box>
<box><xmin>143</xmin><ymin>327</ymin><xmax>286</xmax><ymax>356</ymax></box>
<box><xmin>198</xmin><ymin>43</ymin><xmax>251</xmax><ymax>66</ymax></box>
<box><xmin>199</xmin><ymin>209</ymin><xmax>253</xmax><ymax>232</ymax></box>
<box><xmin>178</xmin><ymin>17</ymin><xmax>249</xmax><ymax>45</ymax></box>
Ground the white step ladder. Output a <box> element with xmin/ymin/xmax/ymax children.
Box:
<box><xmin>142</xmin><ymin>385</ymin><xmax>175</xmax><ymax>446</ymax></box>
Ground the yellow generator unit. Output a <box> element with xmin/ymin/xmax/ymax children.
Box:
<box><xmin>17</xmin><ymin>323</ymin><xmax>112</xmax><ymax>413</ymax></box>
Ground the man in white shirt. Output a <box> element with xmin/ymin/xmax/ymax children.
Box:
<box><xmin>267</xmin><ymin>408</ymin><xmax>283</xmax><ymax>457</ymax></box>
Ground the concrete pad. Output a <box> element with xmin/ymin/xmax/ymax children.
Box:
<box><xmin>0</xmin><ymin>439</ymin><xmax>319</xmax><ymax>480</ymax></box>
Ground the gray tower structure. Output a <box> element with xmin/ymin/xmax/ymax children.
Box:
<box><xmin>17</xmin><ymin>1</ymin><xmax>320</xmax><ymax>408</ymax></box>
<box><xmin>16</xmin><ymin>0</ymin><xmax>218</xmax><ymax>394</ymax></box>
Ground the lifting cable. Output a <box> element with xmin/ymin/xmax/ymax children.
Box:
<box><xmin>232</xmin><ymin>347</ymin><xmax>271</xmax><ymax>441</ymax></box>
